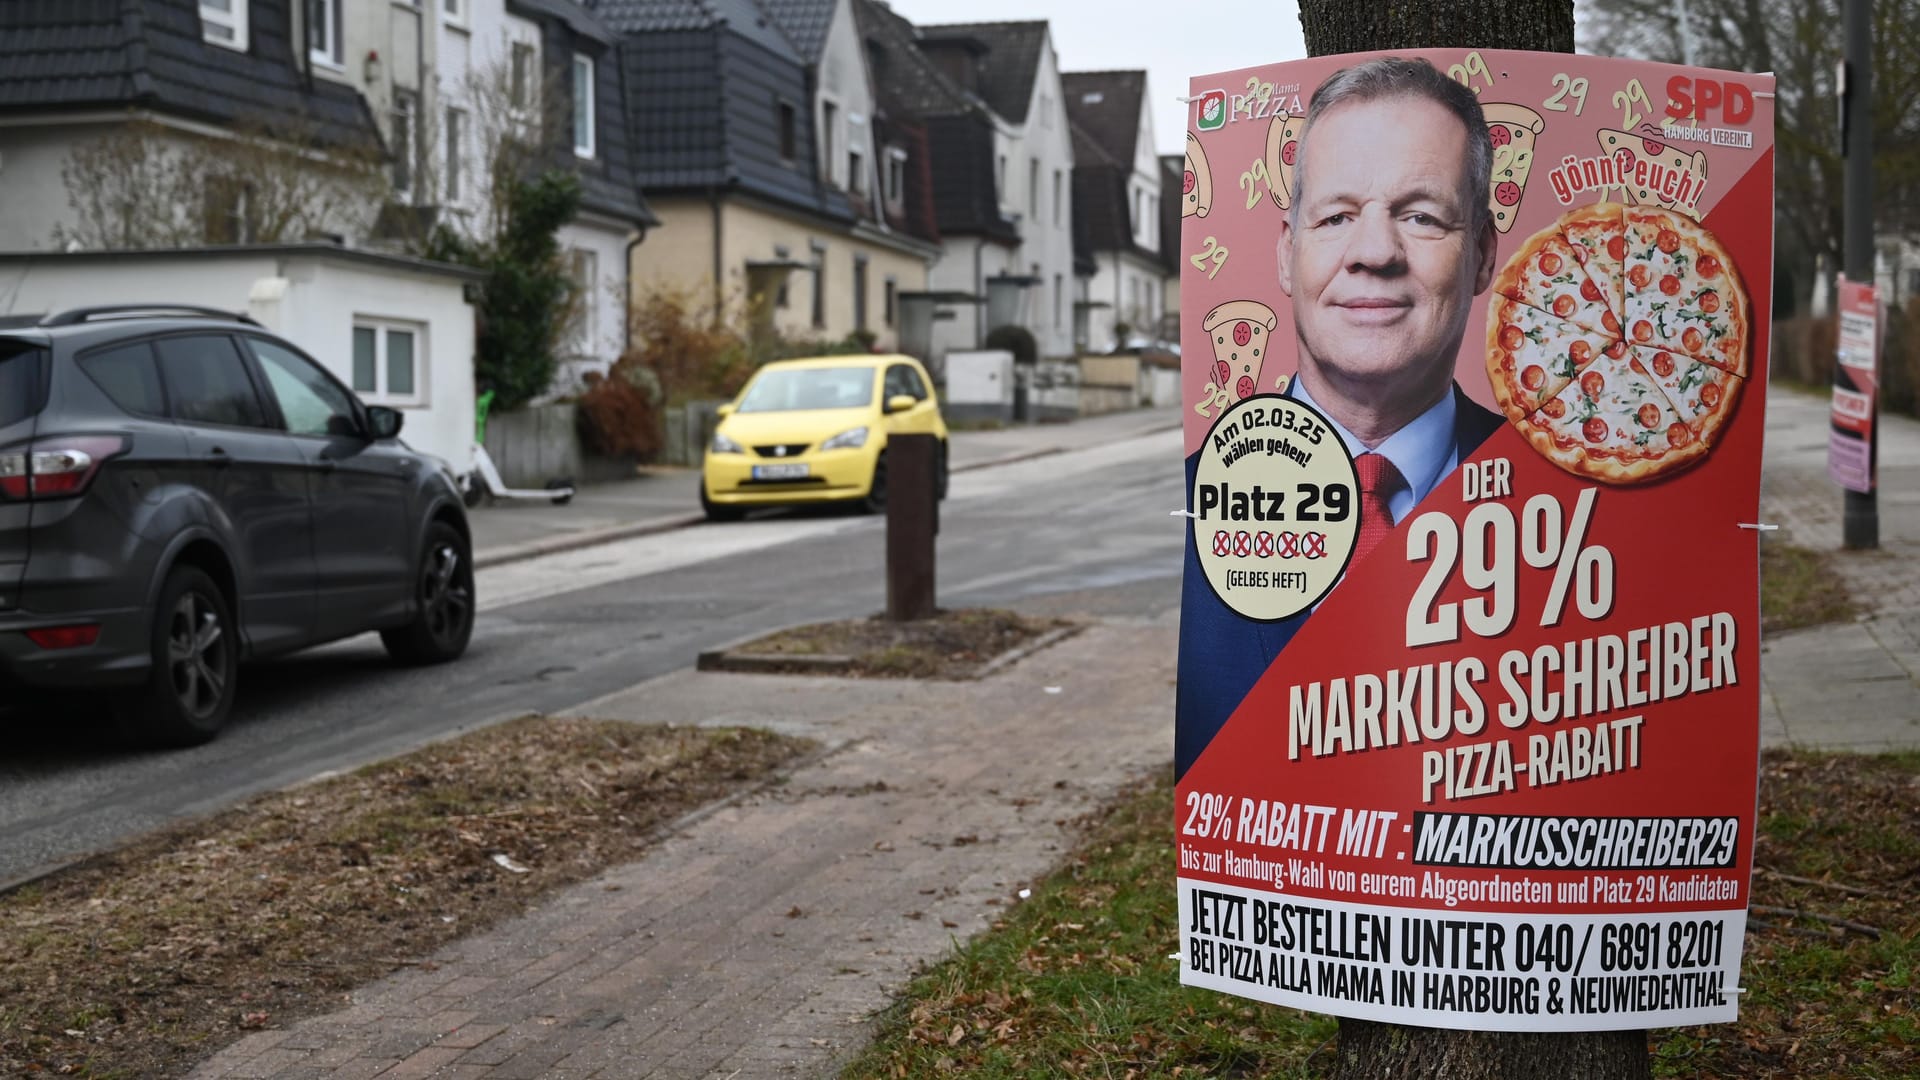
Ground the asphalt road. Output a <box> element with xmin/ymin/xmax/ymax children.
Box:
<box><xmin>0</xmin><ymin>426</ymin><xmax>1185</xmax><ymax>888</ymax></box>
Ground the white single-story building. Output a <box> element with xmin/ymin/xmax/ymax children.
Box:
<box><xmin>0</xmin><ymin>244</ymin><xmax>481</xmax><ymax>472</ymax></box>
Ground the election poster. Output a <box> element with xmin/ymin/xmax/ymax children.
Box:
<box><xmin>1828</xmin><ymin>279</ymin><xmax>1879</xmax><ymax>494</ymax></box>
<box><xmin>1175</xmin><ymin>50</ymin><xmax>1775</xmax><ymax>1032</ymax></box>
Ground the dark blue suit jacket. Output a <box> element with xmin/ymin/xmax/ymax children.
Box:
<box><xmin>1174</xmin><ymin>385</ymin><xmax>1504</xmax><ymax>778</ymax></box>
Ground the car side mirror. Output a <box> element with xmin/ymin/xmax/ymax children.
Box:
<box><xmin>716</xmin><ymin>403</ymin><xmax>735</xmax><ymax>418</ymax></box>
<box><xmin>885</xmin><ymin>394</ymin><xmax>917</xmax><ymax>414</ymax></box>
<box><xmin>367</xmin><ymin>405</ymin><xmax>404</xmax><ymax>440</ymax></box>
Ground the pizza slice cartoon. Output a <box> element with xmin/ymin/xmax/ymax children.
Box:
<box><xmin>1184</xmin><ymin>132</ymin><xmax>1214</xmax><ymax>219</ymax></box>
<box><xmin>1484</xmin><ymin>102</ymin><xmax>1546</xmax><ymax>234</ymax></box>
<box><xmin>1598</xmin><ymin>129</ymin><xmax>1710</xmax><ymax>220</ymax></box>
<box><xmin>1264</xmin><ymin>111</ymin><xmax>1306</xmax><ymax>212</ymax></box>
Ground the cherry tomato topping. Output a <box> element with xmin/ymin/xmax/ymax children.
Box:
<box><xmin>1499</xmin><ymin>324</ymin><xmax>1525</xmax><ymax>351</ymax></box>
<box><xmin>1540</xmin><ymin>252</ymin><xmax>1562</xmax><ymax>275</ymax></box>
<box><xmin>1583</xmin><ymin>416</ymin><xmax>1609</xmax><ymax>443</ymax></box>
<box><xmin>1697</xmin><ymin>254</ymin><xmax>1721</xmax><ymax>278</ymax></box>
<box><xmin>1233</xmin><ymin>321</ymin><xmax>1252</xmax><ymax>347</ymax></box>
<box><xmin>1657</xmin><ymin>228</ymin><xmax>1681</xmax><ymax>254</ymax></box>
<box><xmin>1553</xmin><ymin>295</ymin><xmax>1576</xmax><ymax>318</ymax></box>
<box><xmin>1569</xmin><ymin>339</ymin><xmax>1593</xmax><ymax>364</ymax></box>
<box><xmin>1214</xmin><ymin>359</ymin><xmax>1230</xmax><ymax>385</ymax></box>
<box><xmin>1607</xmin><ymin>236</ymin><xmax>1627</xmax><ymax>261</ymax></box>
<box><xmin>1580</xmin><ymin>370</ymin><xmax>1605</xmax><ymax>399</ymax></box>
<box><xmin>1236</xmin><ymin>375</ymin><xmax>1255</xmax><ymax>399</ymax></box>
<box><xmin>1490</xmin><ymin>125</ymin><xmax>1512</xmax><ymax>148</ymax></box>
<box><xmin>1282</xmin><ymin>140</ymin><xmax>1297</xmax><ymax>166</ymax></box>
<box><xmin>1699</xmin><ymin>290</ymin><xmax>1721</xmax><ymax>313</ymax></box>
<box><xmin>1581</xmin><ymin>278</ymin><xmax>1602</xmax><ymax>302</ymax></box>
<box><xmin>1495</xmin><ymin>181</ymin><xmax>1522</xmax><ymax>206</ymax></box>
<box><xmin>1660</xmin><ymin>274</ymin><xmax>1681</xmax><ymax>295</ymax></box>
<box><xmin>1652</xmin><ymin>351</ymin><xmax>1675</xmax><ymax>377</ymax></box>
<box><xmin>1637</xmin><ymin>403</ymin><xmax>1661</xmax><ymax>429</ymax></box>
<box><xmin>1667</xmin><ymin>422</ymin><xmax>1694</xmax><ymax>448</ymax></box>
<box><xmin>1682</xmin><ymin>327</ymin><xmax>1706</xmax><ymax>352</ymax></box>
<box><xmin>1184</xmin><ymin>170</ymin><xmax>1196</xmax><ymax>194</ymax></box>
<box><xmin>1701</xmin><ymin>381</ymin><xmax>1722</xmax><ymax>407</ymax></box>
<box><xmin>1633</xmin><ymin>320</ymin><xmax>1654</xmax><ymax>342</ymax></box>
<box><xmin>1543</xmin><ymin>398</ymin><xmax>1568</xmax><ymax>418</ymax></box>
<box><xmin>1628</xmin><ymin>265</ymin><xmax>1651</xmax><ymax>288</ymax></box>
<box><xmin>1521</xmin><ymin>365</ymin><xmax>1546</xmax><ymax>390</ymax></box>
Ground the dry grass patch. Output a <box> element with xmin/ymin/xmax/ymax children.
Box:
<box><xmin>729</xmin><ymin>608</ymin><xmax>1075</xmax><ymax>679</ymax></box>
<box><xmin>0</xmin><ymin>717</ymin><xmax>808</xmax><ymax>1078</ymax></box>
<box><xmin>1761</xmin><ymin>542</ymin><xmax>1861</xmax><ymax>632</ymax></box>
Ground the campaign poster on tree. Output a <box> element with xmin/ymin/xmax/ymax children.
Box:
<box><xmin>1174</xmin><ymin>49</ymin><xmax>1775</xmax><ymax>1032</ymax></box>
<box><xmin>1828</xmin><ymin>280</ymin><xmax>1879</xmax><ymax>494</ymax></box>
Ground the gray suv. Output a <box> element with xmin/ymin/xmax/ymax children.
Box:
<box><xmin>0</xmin><ymin>306</ymin><xmax>475</xmax><ymax>746</ymax></box>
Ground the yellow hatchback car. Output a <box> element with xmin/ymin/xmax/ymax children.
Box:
<box><xmin>700</xmin><ymin>354</ymin><xmax>950</xmax><ymax>520</ymax></box>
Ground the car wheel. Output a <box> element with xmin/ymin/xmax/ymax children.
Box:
<box><xmin>700</xmin><ymin>487</ymin><xmax>744</xmax><ymax>522</ymax></box>
<box><xmin>118</xmin><ymin>565</ymin><xmax>237</xmax><ymax>747</ymax></box>
<box><xmin>381</xmin><ymin>521</ymin><xmax>475</xmax><ymax>665</ymax></box>
<box><xmin>936</xmin><ymin>441</ymin><xmax>950</xmax><ymax>501</ymax></box>
<box><xmin>861</xmin><ymin>453</ymin><xmax>889</xmax><ymax>514</ymax></box>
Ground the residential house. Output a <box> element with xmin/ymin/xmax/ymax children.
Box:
<box><xmin>1062</xmin><ymin>69</ymin><xmax>1168</xmax><ymax>352</ymax></box>
<box><xmin>328</xmin><ymin>0</ymin><xmax>656</xmax><ymax>391</ymax></box>
<box><xmin>912</xmin><ymin>19</ymin><xmax>1077</xmax><ymax>361</ymax></box>
<box><xmin>0</xmin><ymin>1</ymin><xmax>481</xmax><ymax>468</ymax></box>
<box><xmin>604</xmin><ymin>0</ymin><xmax>937</xmax><ymax>353</ymax></box>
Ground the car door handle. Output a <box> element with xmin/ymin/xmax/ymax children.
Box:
<box><xmin>205</xmin><ymin>449</ymin><xmax>233</xmax><ymax>469</ymax></box>
<box><xmin>317</xmin><ymin>458</ymin><xmax>338</xmax><ymax>473</ymax></box>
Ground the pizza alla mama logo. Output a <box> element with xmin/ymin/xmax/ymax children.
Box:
<box><xmin>1196</xmin><ymin>89</ymin><xmax>1227</xmax><ymax>131</ymax></box>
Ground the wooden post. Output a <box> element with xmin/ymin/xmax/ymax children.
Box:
<box><xmin>886</xmin><ymin>434</ymin><xmax>937</xmax><ymax>621</ymax></box>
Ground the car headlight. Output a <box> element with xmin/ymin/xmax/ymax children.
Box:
<box><xmin>710</xmin><ymin>431</ymin><xmax>744</xmax><ymax>455</ymax></box>
<box><xmin>820</xmin><ymin>426</ymin><xmax>868</xmax><ymax>451</ymax></box>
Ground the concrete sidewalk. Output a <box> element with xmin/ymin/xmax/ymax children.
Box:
<box><xmin>1758</xmin><ymin>385</ymin><xmax>1920</xmax><ymax>750</ymax></box>
<box><xmin>467</xmin><ymin>406</ymin><xmax>1181</xmax><ymax>569</ymax></box>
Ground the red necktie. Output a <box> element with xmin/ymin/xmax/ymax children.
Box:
<box><xmin>1352</xmin><ymin>452</ymin><xmax>1404</xmax><ymax>564</ymax></box>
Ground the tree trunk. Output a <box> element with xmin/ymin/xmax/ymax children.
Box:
<box><xmin>1294</xmin><ymin>3</ymin><xmax>1651</xmax><ymax>1078</ymax></box>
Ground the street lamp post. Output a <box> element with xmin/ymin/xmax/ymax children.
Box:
<box><xmin>1842</xmin><ymin>0</ymin><xmax>1879</xmax><ymax>549</ymax></box>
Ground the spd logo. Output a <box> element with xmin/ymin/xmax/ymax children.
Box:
<box><xmin>1196</xmin><ymin>89</ymin><xmax>1227</xmax><ymax>131</ymax></box>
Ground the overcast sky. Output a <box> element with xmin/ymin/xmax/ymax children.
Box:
<box><xmin>883</xmin><ymin>0</ymin><xmax>1308</xmax><ymax>158</ymax></box>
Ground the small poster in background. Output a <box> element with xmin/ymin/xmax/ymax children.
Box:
<box><xmin>1828</xmin><ymin>280</ymin><xmax>1879</xmax><ymax>494</ymax></box>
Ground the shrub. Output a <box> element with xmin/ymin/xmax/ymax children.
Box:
<box><xmin>624</xmin><ymin>282</ymin><xmax>755</xmax><ymax>406</ymax></box>
<box><xmin>576</xmin><ymin>365</ymin><xmax>663</xmax><ymax>458</ymax></box>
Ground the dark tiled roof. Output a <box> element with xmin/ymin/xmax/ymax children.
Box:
<box><xmin>526</xmin><ymin>10</ymin><xmax>654</xmax><ymax>226</ymax></box>
<box><xmin>756</xmin><ymin>0</ymin><xmax>837</xmax><ymax>61</ymax></box>
<box><xmin>1072</xmin><ymin>159</ymin><xmax>1129</xmax><ymax>255</ymax></box>
<box><xmin>1068</xmin><ymin>118</ymin><xmax>1119</xmax><ymax>171</ymax></box>
<box><xmin>855</xmin><ymin>0</ymin><xmax>1011</xmax><ymax>244</ymax></box>
<box><xmin>1062</xmin><ymin>70</ymin><xmax>1145</xmax><ymax>168</ymax></box>
<box><xmin>600</xmin><ymin>0</ymin><xmax>802</xmax><ymax>60</ymax></box>
<box><xmin>510</xmin><ymin>0</ymin><xmax>619</xmax><ymax>45</ymax></box>
<box><xmin>0</xmin><ymin>0</ymin><xmax>377</xmax><ymax>148</ymax></box>
<box><xmin>917</xmin><ymin>20</ymin><xmax>1047</xmax><ymax>124</ymax></box>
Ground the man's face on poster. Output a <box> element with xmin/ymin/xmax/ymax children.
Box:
<box><xmin>1279</xmin><ymin>95</ymin><xmax>1497</xmax><ymax>397</ymax></box>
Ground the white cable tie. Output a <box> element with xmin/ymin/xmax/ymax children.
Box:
<box><xmin>1170</xmin><ymin>509</ymin><xmax>1197</xmax><ymax>518</ymax></box>
<box><xmin>1737</xmin><ymin>522</ymin><xmax>1780</xmax><ymax>531</ymax></box>
<box><xmin>1174</xmin><ymin>94</ymin><xmax>1197</xmax><ymax>103</ymax></box>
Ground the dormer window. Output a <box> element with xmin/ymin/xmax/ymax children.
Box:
<box><xmin>572</xmin><ymin>54</ymin><xmax>596</xmax><ymax>159</ymax></box>
<box><xmin>200</xmin><ymin>0</ymin><xmax>247</xmax><ymax>50</ymax></box>
<box><xmin>308</xmin><ymin>0</ymin><xmax>342</xmax><ymax>67</ymax></box>
<box><xmin>886</xmin><ymin>149</ymin><xmax>907</xmax><ymax>204</ymax></box>
<box><xmin>777</xmin><ymin>101</ymin><xmax>797</xmax><ymax>163</ymax></box>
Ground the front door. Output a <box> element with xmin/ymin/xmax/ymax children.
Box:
<box><xmin>242</xmin><ymin>337</ymin><xmax>414</xmax><ymax>641</ymax></box>
<box><xmin>152</xmin><ymin>333</ymin><xmax>315</xmax><ymax>655</ymax></box>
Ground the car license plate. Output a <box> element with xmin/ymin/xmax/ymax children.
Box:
<box><xmin>752</xmin><ymin>463</ymin><xmax>810</xmax><ymax>480</ymax></box>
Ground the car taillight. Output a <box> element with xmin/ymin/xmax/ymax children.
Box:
<box><xmin>25</xmin><ymin>624</ymin><xmax>101</xmax><ymax>649</ymax></box>
<box><xmin>0</xmin><ymin>436</ymin><xmax>127</xmax><ymax>500</ymax></box>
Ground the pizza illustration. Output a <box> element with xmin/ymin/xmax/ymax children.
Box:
<box><xmin>1203</xmin><ymin>300</ymin><xmax>1278</xmax><ymax>402</ymax></box>
<box><xmin>1184</xmin><ymin>132</ymin><xmax>1213</xmax><ymax>219</ymax></box>
<box><xmin>1487</xmin><ymin>202</ymin><xmax>1749</xmax><ymax>485</ymax></box>
<box><xmin>1598</xmin><ymin>129</ymin><xmax>1709</xmax><ymax>219</ymax></box>
<box><xmin>1483</xmin><ymin>103</ymin><xmax>1545</xmax><ymax>235</ymax></box>
<box><xmin>1263</xmin><ymin>111</ymin><xmax>1305</xmax><ymax>211</ymax></box>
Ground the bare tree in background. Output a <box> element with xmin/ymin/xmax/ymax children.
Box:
<box><xmin>54</xmin><ymin>115</ymin><xmax>385</xmax><ymax>251</ymax></box>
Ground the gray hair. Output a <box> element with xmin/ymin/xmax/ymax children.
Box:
<box><xmin>1288</xmin><ymin>57</ymin><xmax>1492</xmax><ymax>233</ymax></box>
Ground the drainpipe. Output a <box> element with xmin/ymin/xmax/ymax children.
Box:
<box><xmin>972</xmin><ymin>238</ymin><xmax>983</xmax><ymax>348</ymax></box>
<box><xmin>623</xmin><ymin>225</ymin><xmax>647</xmax><ymax>356</ymax></box>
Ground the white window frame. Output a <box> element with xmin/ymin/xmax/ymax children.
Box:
<box><xmin>820</xmin><ymin>95</ymin><xmax>841</xmax><ymax>183</ymax></box>
<box><xmin>886</xmin><ymin>149</ymin><xmax>907</xmax><ymax>204</ymax></box>
<box><xmin>510</xmin><ymin>42</ymin><xmax>537</xmax><ymax>108</ymax></box>
<box><xmin>391</xmin><ymin>91</ymin><xmax>416</xmax><ymax>198</ymax></box>
<box><xmin>572</xmin><ymin>54</ymin><xmax>596</xmax><ymax>159</ymax></box>
<box><xmin>848</xmin><ymin>146</ymin><xmax>865</xmax><ymax>195</ymax></box>
<box><xmin>351</xmin><ymin>319</ymin><xmax>427</xmax><ymax>406</ymax></box>
<box><xmin>199</xmin><ymin>0</ymin><xmax>248</xmax><ymax>50</ymax></box>
<box><xmin>442</xmin><ymin>0</ymin><xmax>466</xmax><ymax>25</ymax></box>
<box><xmin>308</xmin><ymin>0</ymin><xmax>343</xmax><ymax>68</ymax></box>
<box><xmin>445</xmin><ymin>105</ymin><xmax>466</xmax><ymax>203</ymax></box>
<box><xmin>567</xmin><ymin>248</ymin><xmax>599</xmax><ymax>357</ymax></box>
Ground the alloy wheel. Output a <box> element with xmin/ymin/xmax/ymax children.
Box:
<box><xmin>166</xmin><ymin>591</ymin><xmax>229</xmax><ymax>719</ymax></box>
<box><xmin>421</xmin><ymin>542</ymin><xmax>474</xmax><ymax>648</ymax></box>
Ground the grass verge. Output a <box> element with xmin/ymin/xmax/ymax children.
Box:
<box><xmin>730</xmin><ymin>608</ymin><xmax>1073</xmax><ymax>679</ymax></box>
<box><xmin>844</xmin><ymin>751</ymin><xmax>1919</xmax><ymax>1079</ymax></box>
<box><xmin>1761</xmin><ymin>542</ymin><xmax>1861</xmax><ymax>632</ymax></box>
<box><xmin>0</xmin><ymin>717</ymin><xmax>809</xmax><ymax>1078</ymax></box>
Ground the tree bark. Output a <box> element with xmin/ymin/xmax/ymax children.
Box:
<box><xmin>1293</xmin><ymin>3</ymin><xmax>1651</xmax><ymax>1077</ymax></box>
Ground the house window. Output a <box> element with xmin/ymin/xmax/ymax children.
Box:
<box><xmin>572</xmin><ymin>54</ymin><xmax>596</xmax><ymax>158</ymax></box>
<box><xmin>777</xmin><ymin>101</ymin><xmax>797</xmax><ymax>162</ymax></box>
<box><xmin>202</xmin><ymin>176</ymin><xmax>253</xmax><ymax>244</ymax></box>
<box><xmin>200</xmin><ymin>0</ymin><xmax>247</xmax><ymax>50</ymax></box>
<box><xmin>391</xmin><ymin>91</ymin><xmax>416</xmax><ymax>195</ymax></box>
<box><xmin>886</xmin><ymin>149</ymin><xmax>906</xmax><ymax>203</ymax></box>
<box><xmin>1053</xmin><ymin>169</ymin><xmax>1063</xmax><ymax>227</ymax></box>
<box><xmin>1054</xmin><ymin>273</ymin><xmax>1063</xmax><ymax>328</ymax></box>
<box><xmin>445</xmin><ymin>106</ymin><xmax>465</xmax><ymax>201</ymax></box>
<box><xmin>848</xmin><ymin>147</ymin><xmax>865</xmax><ymax>195</ymax></box>
<box><xmin>568</xmin><ymin>249</ymin><xmax>598</xmax><ymax>355</ymax></box>
<box><xmin>854</xmin><ymin>255</ymin><xmax>869</xmax><ymax>331</ymax></box>
<box><xmin>307</xmin><ymin>0</ymin><xmax>341</xmax><ymax>66</ymax></box>
<box><xmin>997</xmin><ymin>154</ymin><xmax>1007</xmax><ymax>202</ymax></box>
<box><xmin>443</xmin><ymin>0</ymin><xmax>464</xmax><ymax>23</ymax></box>
<box><xmin>510</xmin><ymin>42</ymin><xmax>535</xmax><ymax>107</ymax></box>
<box><xmin>1029</xmin><ymin>158</ymin><xmax>1040</xmax><ymax>224</ymax></box>
<box><xmin>884</xmin><ymin>277</ymin><xmax>897</xmax><ymax>328</ymax></box>
<box><xmin>821</xmin><ymin>100</ymin><xmax>839</xmax><ymax>180</ymax></box>
<box><xmin>352</xmin><ymin>320</ymin><xmax>425</xmax><ymax>404</ymax></box>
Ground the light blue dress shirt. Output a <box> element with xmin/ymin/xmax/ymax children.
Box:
<box><xmin>1291</xmin><ymin>378</ymin><xmax>1459</xmax><ymax>525</ymax></box>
